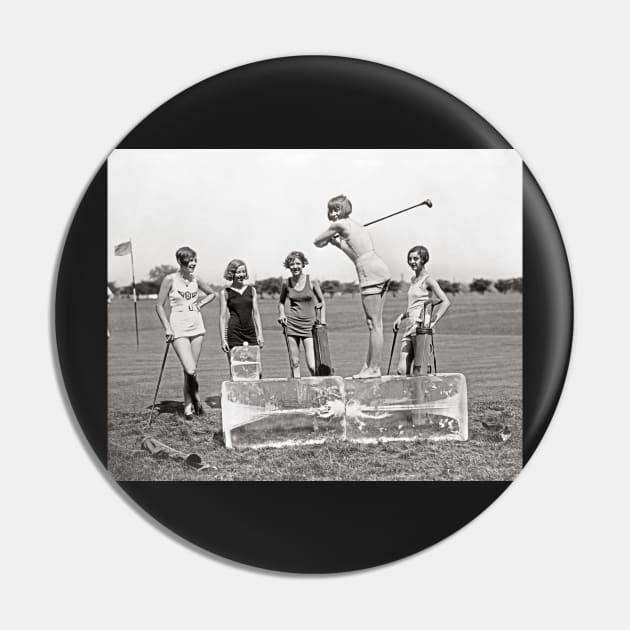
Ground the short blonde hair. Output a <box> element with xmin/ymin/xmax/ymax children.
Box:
<box><xmin>327</xmin><ymin>195</ymin><xmax>352</xmax><ymax>219</ymax></box>
<box><xmin>224</xmin><ymin>258</ymin><xmax>248</xmax><ymax>281</ymax></box>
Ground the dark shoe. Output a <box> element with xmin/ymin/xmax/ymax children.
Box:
<box><xmin>192</xmin><ymin>399</ymin><xmax>204</xmax><ymax>416</ymax></box>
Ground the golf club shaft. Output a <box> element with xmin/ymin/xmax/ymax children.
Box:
<box><xmin>148</xmin><ymin>340</ymin><xmax>171</xmax><ymax>426</ymax></box>
<box><xmin>364</xmin><ymin>199</ymin><xmax>432</xmax><ymax>227</ymax></box>
<box><xmin>387</xmin><ymin>329</ymin><xmax>398</xmax><ymax>375</ymax></box>
<box><xmin>280</xmin><ymin>322</ymin><xmax>295</xmax><ymax>378</ymax></box>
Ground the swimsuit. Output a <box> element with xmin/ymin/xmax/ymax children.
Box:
<box><xmin>337</xmin><ymin>222</ymin><xmax>391</xmax><ymax>295</ymax></box>
<box><xmin>168</xmin><ymin>273</ymin><xmax>205</xmax><ymax>339</ymax></box>
<box><xmin>281</xmin><ymin>275</ymin><xmax>317</xmax><ymax>338</ymax></box>
<box><xmin>225</xmin><ymin>285</ymin><xmax>258</xmax><ymax>349</ymax></box>
<box><xmin>355</xmin><ymin>252</ymin><xmax>391</xmax><ymax>296</ymax></box>
<box><xmin>402</xmin><ymin>273</ymin><xmax>431</xmax><ymax>339</ymax></box>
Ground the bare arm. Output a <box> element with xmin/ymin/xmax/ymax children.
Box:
<box><xmin>312</xmin><ymin>279</ymin><xmax>326</xmax><ymax>325</ymax></box>
<box><xmin>219</xmin><ymin>289</ymin><xmax>229</xmax><ymax>352</ymax></box>
<box><xmin>392</xmin><ymin>312</ymin><xmax>407</xmax><ymax>333</ymax></box>
<box><xmin>313</xmin><ymin>220</ymin><xmax>348</xmax><ymax>248</ymax></box>
<box><xmin>251</xmin><ymin>287</ymin><xmax>264</xmax><ymax>348</ymax></box>
<box><xmin>278</xmin><ymin>281</ymin><xmax>288</xmax><ymax>324</ymax></box>
<box><xmin>426</xmin><ymin>277</ymin><xmax>451</xmax><ymax>328</ymax></box>
<box><xmin>155</xmin><ymin>275</ymin><xmax>174</xmax><ymax>340</ymax></box>
<box><xmin>196</xmin><ymin>278</ymin><xmax>217</xmax><ymax>309</ymax></box>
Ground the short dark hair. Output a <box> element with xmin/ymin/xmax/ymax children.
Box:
<box><xmin>224</xmin><ymin>258</ymin><xmax>248</xmax><ymax>281</ymax></box>
<box><xmin>175</xmin><ymin>246</ymin><xmax>197</xmax><ymax>265</ymax></box>
<box><xmin>407</xmin><ymin>245</ymin><xmax>429</xmax><ymax>266</ymax></box>
<box><xmin>327</xmin><ymin>195</ymin><xmax>352</xmax><ymax>219</ymax></box>
<box><xmin>283</xmin><ymin>251</ymin><xmax>309</xmax><ymax>269</ymax></box>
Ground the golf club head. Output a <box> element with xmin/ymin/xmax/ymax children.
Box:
<box><xmin>423</xmin><ymin>198</ymin><xmax>433</xmax><ymax>208</ymax></box>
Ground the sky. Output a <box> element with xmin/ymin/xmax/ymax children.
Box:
<box><xmin>108</xmin><ymin>149</ymin><xmax>522</xmax><ymax>286</ymax></box>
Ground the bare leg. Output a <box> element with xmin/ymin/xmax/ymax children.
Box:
<box><xmin>302</xmin><ymin>338</ymin><xmax>316</xmax><ymax>376</ymax></box>
<box><xmin>287</xmin><ymin>336</ymin><xmax>301</xmax><ymax>378</ymax></box>
<box><xmin>397</xmin><ymin>338</ymin><xmax>414</xmax><ymax>375</ymax></box>
<box><xmin>355</xmin><ymin>293</ymin><xmax>386</xmax><ymax>377</ymax></box>
<box><xmin>190</xmin><ymin>335</ymin><xmax>205</xmax><ymax>412</ymax></box>
<box><xmin>190</xmin><ymin>334</ymin><xmax>204</xmax><ymax>367</ymax></box>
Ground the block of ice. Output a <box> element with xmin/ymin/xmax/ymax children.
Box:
<box><xmin>229</xmin><ymin>345</ymin><xmax>262</xmax><ymax>381</ymax></box>
<box><xmin>221</xmin><ymin>376</ymin><xmax>345</xmax><ymax>448</ymax></box>
<box><xmin>344</xmin><ymin>374</ymin><xmax>467</xmax><ymax>443</ymax></box>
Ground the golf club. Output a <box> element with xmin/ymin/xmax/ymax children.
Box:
<box><xmin>279</xmin><ymin>320</ymin><xmax>295</xmax><ymax>377</ymax></box>
<box><xmin>147</xmin><ymin>339</ymin><xmax>171</xmax><ymax>426</ymax></box>
<box><xmin>387</xmin><ymin>328</ymin><xmax>398</xmax><ymax>375</ymax></box>
<box><xmin>364</xmin><ymin>198</ymin><xmax>433</xmax><ymax>227</ymax></box>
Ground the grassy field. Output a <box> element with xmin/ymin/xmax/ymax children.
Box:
<box><xmin>108</xmin><ymin>292</ymin><xmax>522</xmax><ymax>480</ymax></box>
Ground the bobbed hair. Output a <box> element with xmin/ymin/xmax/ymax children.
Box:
<box><xmin>327</xmin><ymin>195</ymin><xmax>352</xmax><ymax>219</ymax></box>
<box><xmin>175</xmin><ymin>246</ymin><xmax>197</xmax><ymax>265</ymax></box>
<box><xmin>224</xmin><ymin>258</ymin><xmax>248</xmax><ymax>281</ymax></box>
<box><xmin>283</xmin><ymin>250</ymin><xmax>309</xmax><ymax>269</ymax></box>
<box><xmin>407</xmin><ymin>245</ymin><xmax>430</xmax><ymax>266</ymax></box>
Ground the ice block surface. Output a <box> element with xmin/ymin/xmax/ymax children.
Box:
<box><xmin>221</xmin><ymin>374</ymin><xmax>467</xmax><ymax>448</ymax></box>
<box><xmin>344</xmin><ymin>374</ymin><xmax>467</xmax><ymax>442</ymax></box>
<box><xmin>229</xmin><ymin>345</ymin><xmax>262</xmax><ymax>381</ymax></box>
<box><xmin>221</xmin><ymin>377</ymin><xmax>345</xmax><ymax>448</ymax></box>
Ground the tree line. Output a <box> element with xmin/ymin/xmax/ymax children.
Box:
<box><xmin>108</xmin><ymin>265</ymin><xmax>522</xmax><ymax>298</ymax></box>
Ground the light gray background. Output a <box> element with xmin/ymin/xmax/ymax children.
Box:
<box><xmin>4</xmin><ymin>1</ymin><xmax>628</xmax><ymax>628</ymax></box>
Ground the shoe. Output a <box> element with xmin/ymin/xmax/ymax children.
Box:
<box><xmin>192</xmin><ymin>399</ymin><xmax>204</xmax><ymax>416</ymax></box>
<box><xmin>183</xmin><ymin>403</ymin><xmax>194</xmax><ymax>421</ymax></box>
<box><xmin>352</xmin><ymin>368</ymin><xmax>381</xmax><ymax>379</ymax></box>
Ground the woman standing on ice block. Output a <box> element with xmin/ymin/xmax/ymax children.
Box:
<box><xmin>314</xmin><ymin>195</ymin><xmax>390</xmax><ymax>378</ymax></box>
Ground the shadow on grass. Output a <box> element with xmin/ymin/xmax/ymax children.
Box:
<box><xmin>204</xmin><ymin>395</ymin><xmax>221</xmax><ymax>409</ymax></box>
<box><xmin>145</xmin><ymin>400</ymin><xmax>182</xmax><ymax>415</ymax></box>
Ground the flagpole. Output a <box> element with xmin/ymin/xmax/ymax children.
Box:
<box><xmin>129</xmin><ymin>238</ymin><xmax>140</xmax><ymax>348</ymax></box>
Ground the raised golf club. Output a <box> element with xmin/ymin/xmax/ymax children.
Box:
<box><xmin>363</xmin><ymin>198</ymin><xmax>433</xmax><ymax>227</ymax></box>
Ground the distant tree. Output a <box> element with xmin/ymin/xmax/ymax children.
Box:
<box><xmin>256</xmin><ymin>276</ymin><xmax>283</xmax><ymax>299</ymax></box>
<box><xmin>469</xmin><ymin>278</ymin><xmax>492</xmax><ymax>295</ymax></box>
<box><xmin>320</xmin><ymin>279</ymin><xmax>341</xmax><ymax>297</ymax></box>
<box><xmin>437</xmin><ymin>279</ymin><xmax>452</xmax><ymax>294</ymax></box>
<box><xmin>107</xmin><ymin>281</ymin><xmax>117</xmax><ymax>295</ymax></box>
<box><xmin>136</xmin><ymin>280</ymin><xmax>160</xmax><ymax>295</ymax></box>
<box><xmin>510</xmin><ymin>277</ymin><xmax>523</xmax><ymax>293</ymax></box>
<box><xmin>494</xmin><ymin>279</ymin><xmax>512</xmax><ymax>294</ymax></box>
<box><xmin>438</xmin><ymin>279</ymin><xmax>462</xmax><ymax>299</ymax></box>
<box><xmin>148</xmin><ymin>264</ymin><xmax>178</xmax><ymax>286</ymax></box>
<box><xmin>449</xmin><ymin>282</ymin><xmax>462</xmax><ymax>298</ymax></box>
<box><xmin>387</xmin><ymin>280</ymin><xmax>401</xmax><ymax>297</ymax></box>
<box><xmin>341</xmin><ymin>281</ymin><xmax>359</xmax><ymax>297</ymax></box>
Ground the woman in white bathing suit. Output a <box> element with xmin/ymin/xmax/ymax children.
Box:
<box><xmin>392</xmin><ymin>245</ymin><xmax>450</xmax><ymax>375</ymax></box>
<box><xmin>314</xmin><ymin>195</ymin><xmax>391</xmax><ymax>378</ymax></box>
<box><xmin>156</xmin><ymin>246</ymin><xmax>217</xmax><ymax>420</ymax></box>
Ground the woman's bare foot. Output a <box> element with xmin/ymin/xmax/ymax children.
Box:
<box><xmin>353</xmin><ymin>367</ymin><xmax>381</xmax><ymax>378</ymax></box>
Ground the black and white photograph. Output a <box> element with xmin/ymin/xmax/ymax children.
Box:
<box><xmin>10</xmin><ymin>0</ymin><xmax>630</xmax><ymax>626</ymax></box>
<box><xmin>108</xmin><ymin>148</ymin><xmax>522</xmax><ymax>480</ymax></box>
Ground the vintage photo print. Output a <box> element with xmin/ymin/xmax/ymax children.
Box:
<box><xmin>108</xmin><ymin>149</ymin><xmax>522</xmax><ymax>480</ymax></box>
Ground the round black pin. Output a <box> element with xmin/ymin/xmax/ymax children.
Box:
<box><xmin>56</xmin><ymin>56</ymin><xmax>572</xmax><ymax>573</ymax></box>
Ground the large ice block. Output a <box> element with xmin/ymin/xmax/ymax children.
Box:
<box><xmin>221</xmin><ymin>377</ymin><xmax>345</xmax><ymax>448</ymax></box>
<box><xmin>229</xmin><ymin>345</ymin><xmax>262</xmax><ymax>381</ymax></box>
<box><xmin>344</xmin><ymin>374</ymin><xmax>467</xmax><ymax>442</ymax></box>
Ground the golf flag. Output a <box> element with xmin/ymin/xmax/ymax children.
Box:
<box><xmin>114</xmin><ymin>238</ymin><xmax>140</xmax><ymax>347</ymax></box>
<box><xmin>114</xmin><ymin>241</ymin><xmax>132</xmax><ymax>256</ymax></box>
